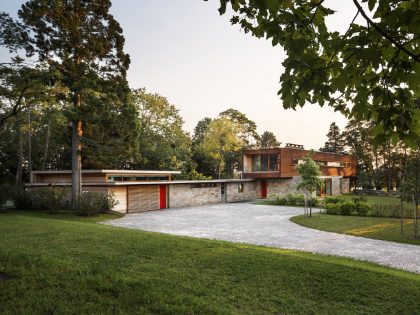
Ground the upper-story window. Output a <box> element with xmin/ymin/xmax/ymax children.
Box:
<box><xmin>292</xmin><ymin>159</ymin><xmax>346</xmax><ymax>167</ymax></box>
<box><xmin>108</xmin><ymin>175</ymin><xmax>169</xmax><ymax>182</ymax></box>
<box><xmin>251</xmin><ymin>154</ymin><xmax>278</xmax><ymax>172</ymax></box>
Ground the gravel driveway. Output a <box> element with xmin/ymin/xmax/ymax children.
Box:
<box><xmin>105</xmin><ymin>202</ymin><xmax>420</xmax><ymax>274</ymax></box>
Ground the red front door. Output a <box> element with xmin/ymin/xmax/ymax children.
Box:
<box><xmin>159</xmin><ymin>185</ymin><xmax>167</xmax><ymax>209</ymax></box>
<box><xmin>261</xmin><ymin>181</ymin><xmax>267</xmax><ymax>198</ymax></box>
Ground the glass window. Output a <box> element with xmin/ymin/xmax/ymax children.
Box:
<box><xmin>327</xmin><ymin>161</ymin><xmax>345</xmax><ymax>167</ymax></box>
<box><xmin>251</xmin><ymin>155</ymin><xmax>261</xmax><ymax>172</ymax></box>
<box><xmin>261</xmin><ymin>155</ymin><xmax>269</xmax><ymax>171</ymax></box>
<box><xmin>238</xmin><ymin>183</ymin><xmax>244</xmax><ymax>193</ymax></box>
<box><xmin>269</xmin><ymin>154</ymin><xmax>278</xmax><ymax>171</ymax></box>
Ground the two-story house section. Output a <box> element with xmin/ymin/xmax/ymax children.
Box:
<box><xmin>242</xmin><ymin>144</ymin><xmax>356</xmax><ymax>198</ymax></box>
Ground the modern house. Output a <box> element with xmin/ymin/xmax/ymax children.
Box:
<box><xmin>28</xmin><ymin>169</ymin><xmax>255</xmax><ymax>213</ymax></box>
<box><xmin>27</xmin><ymin>144</ymin><xmax>356</xmax><ymax>213</ymax></box>
<box><xmin>242</xmin><ymin>144</ymin><xmax>356</xmax><ymax>198</ymax></box>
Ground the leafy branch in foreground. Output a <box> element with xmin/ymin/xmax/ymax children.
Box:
<box><xmin>213</xmin><ymin>0</ymin><xmax>420</xmax><ymax>147</ymax></box>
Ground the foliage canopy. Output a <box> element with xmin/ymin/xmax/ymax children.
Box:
<box><xmin>215</xmin><ymin>0</ymin><xmax>420</xmax><ymax>147</ymax></box>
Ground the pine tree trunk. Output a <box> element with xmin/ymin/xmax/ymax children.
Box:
<box><xmin>400</xmin><ymin>199</ymin><xmax>403</xmax><ymax>235</ymax></box>
<box><xmin>15</xmin><ymin>120</ymin><xmax>23</xmax><ymax>186</ymax></box>
<box><xmin>71</xmin><ymin>92</ymin><xmax>82</xmax><ymax>209</ymax></box>
<box><xmin>28</xmin><ymin>110</ymin><xmax>32</xmax><ymax>175</ymax></box>
<box><xmin>414</xmin><ymin>195</ymin><xmax>418</xmax><ymax>240</ymax></box>
<box><xmin>42</xmin><ymin>119</ymin><xmax>51</xmax><ymax>171</ymax></box>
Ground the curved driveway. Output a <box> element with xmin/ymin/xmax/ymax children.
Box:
<box><xmin>105</xmin><ymin>203</ymin><xmax>420</xmax><ymax>274</ymax></box>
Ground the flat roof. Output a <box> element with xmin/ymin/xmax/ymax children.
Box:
<box><xmin>31</xmin><ymin>169</ymin><xmax>182</xmax><ymax>175</ymax></box>
<box><xmin>25</xmin><ymin>178</ymin><xmax>254</xmax><ymax>187</ymax></box>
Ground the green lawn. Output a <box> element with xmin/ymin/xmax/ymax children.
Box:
<box><xmin>291</xmin><ymin>213</ymin><xmax>420</xmax><ymax>246</ymax></box>
<box><xmin>339</xmin><ymin>194</ymin><xmax>411</xmax><ymax>207</ymax></box>
<box><xmin>1</xmin><ymin>211</ymin><xmax>420</xmax><ymax>314</ymax></box>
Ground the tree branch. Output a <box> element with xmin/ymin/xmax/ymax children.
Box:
<box><xmin>352</xmin><ymin>0</ymin><xmax>420</xmax><ymax>63</ymax></box>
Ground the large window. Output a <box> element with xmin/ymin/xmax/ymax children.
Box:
<box><xmin>251</xmin><ymin>154</ymin><xmax>278</xmax><ymax>172</ymax></box>
<box><xmin>108</xmin><ymin>175</ymin><xmax>169</xmax><ymax>182</ymax></box>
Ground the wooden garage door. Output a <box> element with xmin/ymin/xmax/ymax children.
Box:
<box><xmin>128</xmin><ymin>185</ymin><xmax>160</xmax><ymax>213</ymax></box>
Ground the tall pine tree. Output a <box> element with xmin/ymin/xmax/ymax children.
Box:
<box><xmin>17</xmin><ymin>0</ymin><xmax>130</xmax><ymax>207</ymax></box>
<box><xmin>320</xmin><ymin>122</ymin><xmax>345</xmax><ymax>153</ymax></box>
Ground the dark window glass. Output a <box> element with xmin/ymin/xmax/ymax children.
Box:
<box><xmin>261</xmin><ymin>155</ymin><xmax>269</xmax><ymax>171</ymax></box>
<box><xmin>252</xmin><ymin>155</ymin><xmax>261</xmax><ymax>172</ymax></box>
<box><xmin>238</xmin><ymin>183</ymin><xmax>244</xmax><ymax>193</ymax></box>
<box><xmin>269</xmin><ymin>154</ymin><xmax>278</xmax><ymax>171</ymax></box>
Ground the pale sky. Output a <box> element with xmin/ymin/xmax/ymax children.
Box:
<box><xmin>0</xmin><ymin>0</ymin><xmax>363</xmax><ymax>149</ymax></box>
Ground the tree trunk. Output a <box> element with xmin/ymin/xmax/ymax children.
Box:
<box><xmin>27</xmin><ymin>109</ymin><xmax>32</xmax><ymax>175</ymax></box>
<box><xmin>15</xmin><ymin>120</ymin><xmax>23</xmax><ymax>186</ymax></box>
<box><xmin>414</xmin><ymin>195</ymin><xmax>418</xmax><ymax>240</ymax></box>
<box><xmin>71</xmin><ymin>92</ymin><xmax>82</xmax><ymax>209</ymax></box>
<box><xmin>42</xmin><ymin>119</ymin><xmax>51</xmax><ymax>171</ymax></box>
<box><xmin>400</xmin><ymin>199</ymin><xmax>403</xmax><ymax>235</ymax></box>
<box><xmin>309</xmin><ymin>194</ymin><xmax>312</xmax><ymax>218</ymax></box>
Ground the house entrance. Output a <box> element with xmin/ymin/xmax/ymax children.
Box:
<box><xmin>261</xmin><ymin>181</ymin><xmax>267</xmax><ymax>198</ymax></box>
<box><xmin>316</xmin><ymin>178</ymin><xmax>332</xmax><ymax>197</ymax></box>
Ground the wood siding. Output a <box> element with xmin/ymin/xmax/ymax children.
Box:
<box><xmin>128</xmin><ymin>185</ymin><xmax>159</xmax><ymax>213</ymax></box>
<box><xmin>108</xmin><ymin>186</ymin><xmax>127</xmax><ymax>213</ymax></box>
<box><xmin>243</xmin><ymin>148</ymin><xmax>356</xmax><ymax>179</ymax></box>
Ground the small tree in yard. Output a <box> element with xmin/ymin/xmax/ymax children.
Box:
<box><xmin>296</xmin><ymin>155</ymin><xmax>323</xmax><ymax>218</ymax></box>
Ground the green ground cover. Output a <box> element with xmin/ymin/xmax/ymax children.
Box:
<box><xmin>291</xmin><ymin>213</ymin><xmax>420</xmax><ymax>246</ymax></box>
<box><xmin>1</xmin><ymin>210</ymin><xmax>420</xmax><ymax>314</ymax></box>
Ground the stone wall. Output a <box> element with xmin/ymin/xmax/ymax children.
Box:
<box><xmin>226</xmin><ymin>182</ymin><xmax>258</xmax><ymax>202</ymax></box>
<box><xmin>266</xmin><ymin>177</ymin><xmax>300</xmax><ymax>197</ymax></box>
<box><xmin>331</xmin><ymin>177</ymin><xmax>342</xmax><ymax>195</ymax></box>
<box><xmin>169</xmin><ymin>184</ymin><xmax>221</xmax><ymax>208</ymax></box>
<box><xmin>341</xmin><ymin>178</ymin><xmax>350</xmax><ymax>194</ymax></box>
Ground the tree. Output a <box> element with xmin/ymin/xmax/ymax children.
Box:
<box><xmin>131</xmin><ymin>88</ymin><xmax>191</xmax><ymax>171</ymax></box>
<box><xmin>6</xmin><ymin>0</ymin><xmax>131</xmax><ymax>207</ymax></box>
<box><xmin>399</xmin><ymin>151</ymin><xmax>419</xmax><ymax>239</ymax></box>
<box><xmin>320</xmin><ymin>122</ymin><xmax>345</xmax><ymax>153</ymax></box>
<box><xmin>191</xmin><ymin>117</ymin><xmax>216</xmax><ymax>177</ymax></box>
<box><xmin>215</xmin><ymin>0</ymin><xmax>420</xmax><ymax>146</ymax></box>
<box><xmin>200</xmin><ymin>117</ymin><xmax>244</xmax><ymax>178</ymax></box>
<box><xmin>219</xmin><ymin>108</ymin><xmax>259</xmax><ymax>146</ymax></box>
<box><xmin>258</xmin><ymin>131</ymin><xmax>281</xmax><ymax>148</ymax></box>
<box><xmin>296</xmin><ymin>154</ymin><xmax>323</xmax><ymax>217</ymax></box>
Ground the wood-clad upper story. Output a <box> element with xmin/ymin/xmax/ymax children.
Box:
<box><xmin>31</xmin><ymin>170</ymin><xmax>181</xmax><ymax>184</ymax></box>
<box><xmin>242</xmin><ymin>147</ymin><xmax>356</xmax><ymax>179</ymax></box>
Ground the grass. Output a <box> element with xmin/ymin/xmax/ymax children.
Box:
<box><xmin>0</xmin><ymin>210</ymin><xmax>420</xmax><ymax>314</ymax></box>
<box><xmin>291</xmin><ymin>213</ymin><xmax>420</xmax><ymax>246</ymax></box>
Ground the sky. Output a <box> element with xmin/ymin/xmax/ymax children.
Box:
<box><xmin>0</xmin><ymin>0</ymin><xmax>362</xmax><ymax>150</ymax></box>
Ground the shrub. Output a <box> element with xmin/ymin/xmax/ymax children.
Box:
<box><xmin>368</xmin><ymin>204</ymin><xmax>404</xmax><ymax>218</ymax></box>
<box><xmin>323</xmin><ymin>196</ymin><xmax>343</xmax><ymax>204</ymax></box>
<box><xmin>31</xmin><ymin>187</ymin><xmax>68</xmax><ymax>211</ymax></box>
<box><xmin>308</xmin><ymin>197</ymin><xmax>321</xmax><ymax>207</ymax></box>
<box><xmin>275</xmin><ymin>195</ymin><xmax>287</xmax><ymax>205</ymax></box>
<box><xmin>0</xmin><ymin>183</ymin><xmax>16</xmax><ymax>209</ymax></box>
<box><xmin>14</xmin><ymin>188</ymin><xmax>32</xmax><ymax>209</ymax></box>
<box><xmin>339</xmin><ymin>200</ymin><xmax>356</xmax><ymax>216</ymax></box>
<box><xmin>356</xmin><ymin>201</ymin><xmax>370</xmax><ymax>216</ymax></box>
<box><xmin>324</xmin><ymin>203</ymin><xmax>341</xmax><ymax>215</ymax></box>
<box><xmin>352</xmin><ymin>195</ymin><xmax>368</xmax><ymax>203</ymax></box>
<box><xmin>79</xmin><ymin>192</ymin><xmax>118</xmax><ymax>217</ymax></box>
<box><xmin>285</xmin><ymin>193</ymin><xmax>305</xmax><ymax>206</ymax></box>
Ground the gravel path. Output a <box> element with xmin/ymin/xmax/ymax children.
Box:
<box><xmin>105</xmin><ymin>203</ymin><xmax>420</xmax><ymax>274</ymax></box>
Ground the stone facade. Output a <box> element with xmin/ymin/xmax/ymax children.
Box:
<box><xmin>341</xmin><ymin>178</ymin><xmax>350</xmax><ymax>194</ymax></box>
<box><xmin>226</xmin><ymin>182</ymin><xmax>258</xmax><ymax>202</ymax></box>
<box><xmin>331</xmin><ymin>177</ymin><xmax>342</xmax><ymax>195</ymax></box>
<box><xmin>266</xmin><ymin>177</ymin><xmax>301</xmax><ymax>197</ymax></box>
<box><xmin>169</xmin><ymin>184</ymin><xmax>221</xmax><ymax>208</ymax></box>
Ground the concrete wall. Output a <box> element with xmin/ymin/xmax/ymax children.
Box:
<box><xmin>226</xmin><ymin>182</ymin><xmax>258</xmax><ymax>202</ymax></box>
<box><xmin>169</xmin><ymin>184</ymin><xmax>221</xmax><ymax>208</ymax></box>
